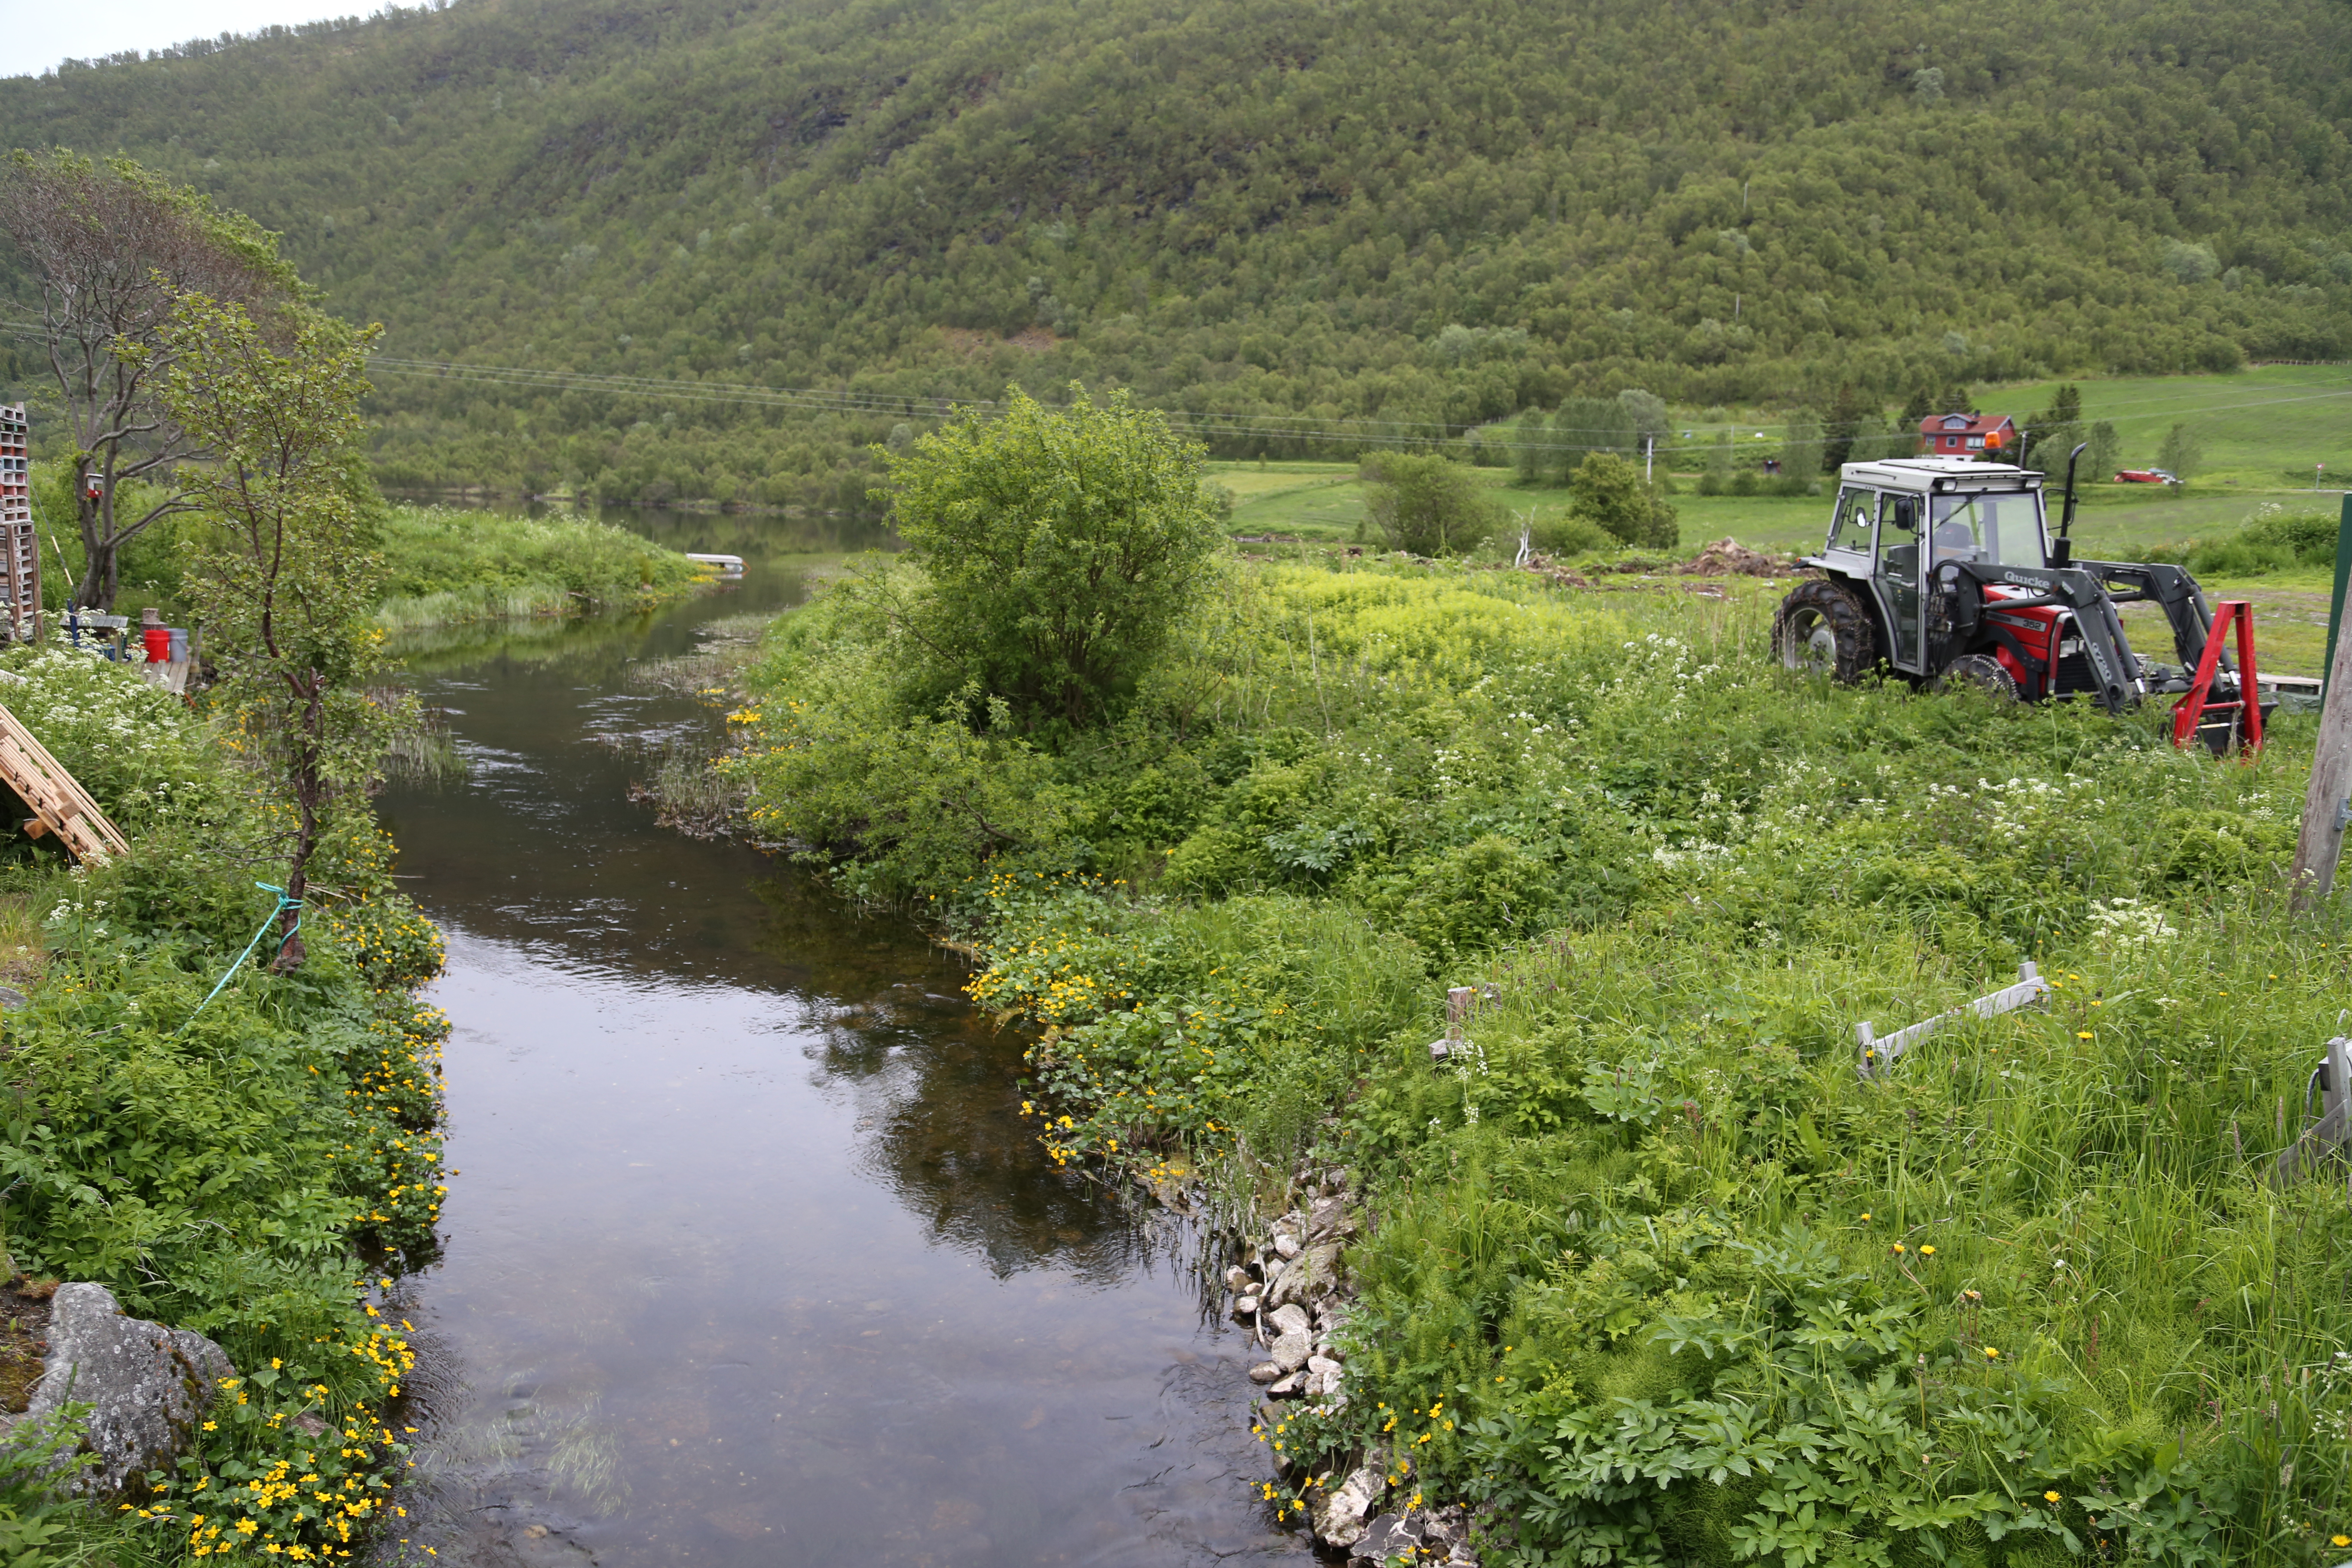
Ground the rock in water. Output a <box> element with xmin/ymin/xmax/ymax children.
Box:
<box><xmin>23</xmin><ymin>1283</ymin><xmax>234</xmax><ymax>1499</ymax></box>
<box><xmin>1354</xmin><ymin>1511</ymin><xmax>1424</xmax><ymax>1564</ymax></box>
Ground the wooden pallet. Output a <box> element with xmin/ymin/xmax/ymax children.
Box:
<box><xmin>0</xmin><ymin>702</ymin><xmax>129</xmax><ymax>863</ymax></box>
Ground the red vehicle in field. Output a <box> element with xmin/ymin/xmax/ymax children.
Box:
<box><xmin>1770</xmin><ymin>452</ymin><xmax>2266</xmax><ymax>751</ymax></box>
<box><xmin>2113</xmin><ymin>469</ymin><xmax>2179</xmax><ymax>484</ymax></box>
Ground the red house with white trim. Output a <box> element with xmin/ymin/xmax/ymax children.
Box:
<box><xmin>1917</xmin><ymin>411</ymin><xmax>2017</xmax><ymax>456</ymax></box>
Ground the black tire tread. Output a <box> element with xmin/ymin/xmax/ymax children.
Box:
<box><xmin>1771</xmin><ymin>578</ymin><xmax>1879</xmax><ymax>684</ymax></box>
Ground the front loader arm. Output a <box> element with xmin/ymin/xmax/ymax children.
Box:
<box><xmin>1936</xmin><ymin>561</ymin><xmax>2148</xmax><ymax>712</ymax></box>
<box><xmin>2074</xmin><ymin>560</ymin><xmax>2217</xmax><ymax>675</ymax></box>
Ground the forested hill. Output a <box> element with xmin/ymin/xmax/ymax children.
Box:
<box><xmin>3</xmin><ymin>0</ymin><xmax>2350</xmax><ymax>506</ymax></box>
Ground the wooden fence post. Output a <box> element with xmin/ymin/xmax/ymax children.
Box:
<box><xmin>2292</xmin><ymin>562</ymin><xmax>2352</xmax><ymax>909</ymax></box>
<box><xmin>1430</xmin><ymin>985</ymin><xmax>1478</xmax><ymax>1065</ymax></box>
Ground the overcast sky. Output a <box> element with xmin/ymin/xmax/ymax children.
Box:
<box><xmin>4</xmin><ymin>0</ymin><xmax>357</xmax><ymax>80</ymax></box>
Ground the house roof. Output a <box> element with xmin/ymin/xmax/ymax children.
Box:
<box><xmin>1918</xmin><ymin>412</ymin><xmax>2016</xmax><ymax>435</ymax></box>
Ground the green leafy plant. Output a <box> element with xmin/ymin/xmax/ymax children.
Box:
<box><xmin>156</xmin><ymin>296</ymin><xmax>418</xmax><ymax>968</ymax></box>
<box><xmin>1363</xmin><ymin>451</ymin><xmax>1504</xmax><ymax>557</ymax></box>
<box><xmin>1567</xmin><ymin>453</ymin><xmax>1678</xmax><ymax>549</ymax></box>
<box><xmin>871</xmin><ymin>383</ymin><xmax>1225</xmax><ymax>729</ymax></box>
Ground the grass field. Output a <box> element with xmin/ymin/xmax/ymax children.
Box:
<box><xmin>1978</xmin><ymin>364</ymin><xmax>2352</xmax><ymax>487</ymax></box>
<box><xmin>1222</xmin><ymin>365</ymin><xmax>2352</xmax><ymax>548</ymax></box>
<box><xmin>1214</xmin><ymin>466</ymin><xmax>2334</xmax><ymax>556</ymax></box>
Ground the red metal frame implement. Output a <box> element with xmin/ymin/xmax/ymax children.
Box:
<box><xmin>2171</xmin><ymin>598</ymin><xmax>2263</xmax><ymax>757</ymax></box>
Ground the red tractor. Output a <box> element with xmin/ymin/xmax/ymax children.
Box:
<box><xmin>1770</xmin><ymin>449</ymin><xmax>2266</xmax><ymax>752</ymax></box>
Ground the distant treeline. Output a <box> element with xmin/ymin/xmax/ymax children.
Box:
<box><xmin>3</xmin><ymin>0</ymin><xmax>2347</xmax><ymax>505</ymax></box>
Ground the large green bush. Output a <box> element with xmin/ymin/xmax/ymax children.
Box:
<box><xmin>1362</xmin><ymin>451</ymin><xmax>1504</xmax><ymax>557</ymax></box>
<box><xmin>875</xmin><ymin>384</ymin><xmax>1226</xmax><ymax>729</ymax></box>
<box><xmin>1568</xmin><ymin>452</ymin><xmax>1679</xmax><ymax>548</ymax></box>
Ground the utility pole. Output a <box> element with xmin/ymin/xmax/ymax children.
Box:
<box><xmin>2293</xmin><ymin>492</ymin><xmax>2352</xmax><ymax>911</ymax></box>
<box><xmin>1645</xmin><ymin>435</ymin><xmax>1655</xmax><ymax>482</ymax></box>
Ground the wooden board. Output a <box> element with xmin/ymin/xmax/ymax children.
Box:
<box><xmin>1857</xmin><ymin>962</ymin><xmax>2048</xmax><ymax>1080</ymax></box>
<box><xmin>0</xmin><ymin>703</ymin><xmax>129</xmax><ymax>864</ymax></box>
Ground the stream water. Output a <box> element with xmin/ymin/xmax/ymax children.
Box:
<box><xmin>371</xmin><ymin>533</ymin><xmax>1303</xmax><ymax>1567</ymax></box>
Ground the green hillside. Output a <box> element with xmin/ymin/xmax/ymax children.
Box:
<box><xmin>3</xmin><ymin>0</ymin><xmax>2349</xmax><ymax>505</ymax></box>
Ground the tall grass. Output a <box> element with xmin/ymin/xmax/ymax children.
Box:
<box><xmin>371</xmin><ymin>506</ymin><xmax>705</xmax><ymax>630</ymax></box>
<box><xmin>373</xmin><ymin>583</ymin><xmax>580</xmax><ymax>631</ymax></box>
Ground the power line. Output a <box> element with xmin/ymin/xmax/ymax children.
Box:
<box><xmin>11</xmin><ymin>323</ymin><xmax>2351</xmax><ymax>447</ymax></box>
<box><xmin>361</xmin><ymin>352</ymin><xmax>2352</xmax><ymax>442</ymax></box>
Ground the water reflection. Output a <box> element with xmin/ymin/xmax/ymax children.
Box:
<box><xmin>374</xmin><ymin>551</ymin><xmax>1299</xmax><ymax>1566</ymax></box>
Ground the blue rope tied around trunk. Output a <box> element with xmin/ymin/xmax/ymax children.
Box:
<box><xmin>178</xmin><ymin>882</ymin><xmax>303</xmax><ymax>1033</ymax></box>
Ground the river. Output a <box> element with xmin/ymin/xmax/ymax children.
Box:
<box><xmin>371</xmin><ymin>532</ymin><xmax>1304</xmax><ymax>1567</ymax></box>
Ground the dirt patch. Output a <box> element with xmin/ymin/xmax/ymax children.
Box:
<box><xmin>0</xmin><ymin>1277</ymin><xmax>58</xmax><ymax>1413</ymax></box>
<box><xmin>1677</xmin><ymin>536</ymin><xmax>1798</xmax><ymax>577</ymax></box>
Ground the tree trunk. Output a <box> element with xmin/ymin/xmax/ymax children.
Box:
<box><xmin>2291</xmin><ymin>623</ymin><xmax>2352</xmax><ymax>910</ymax></box>
<box><xmin>272</xmin><ymin>681</ymin><xmax>326</xmax><ymax>972</ymax></box>
<box><xmin>72</xmin><ymin>456</ymin><xmax>117</xmax><ymax>611</ymax></box>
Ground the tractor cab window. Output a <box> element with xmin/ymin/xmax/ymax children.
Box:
<box><xmin>1827</xmin><ymin>487</ymin><xmax>1876</xmax><ymax>553</ymax></box>
<box><xmin>1929</xmin><ymin>490</ymin><xmax>2048</xmax><ymax>568</ymax></box>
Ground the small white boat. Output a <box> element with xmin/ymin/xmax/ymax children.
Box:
<box><xmin>684</xmin><ymin>552</ymin><xmax>746</xmax><ymax>576</ymax></box>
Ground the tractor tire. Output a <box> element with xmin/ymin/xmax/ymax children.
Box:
<box><xmin>1935</xmin><ymin>652</ymin><xmax>2020</xmax><ymax>701</ymax></box>
<box><xmin>1772</xmin><ymin>579</ymin><xmax>1878</xmax><ymax>684</ymax></box>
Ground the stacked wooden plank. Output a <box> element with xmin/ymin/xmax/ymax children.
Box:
<box><xmin>0</xmin><ymin>407</ymin><xmax>36</xmax><ymax>644</ymax></box>
<box><xmin>0</xmin><ymin>702</ymin><xmax>129</xmax><ymax>863</ymax></box>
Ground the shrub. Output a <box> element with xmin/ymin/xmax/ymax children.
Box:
<box><xmin>1528</xmin><ymin>511</ymin><xmax>1616</xmax><ymax>556</ymax></box>
<box><xmin>2239</xmin><ymin>504</ymin><xmax>2339</xmax><ymax>565</ymax></box>
<box><xmin>1361</xmin><ymin>450</ymin><xmax>1501</xmax><ymax>557</ymax></box>
<box><xmin>878</xmin><ymin>383</ymin><xmax>1226</xmax><ymax>728</ymax></box>
<box><xmin>1567</xmin><ymin>452</ymin><xmax>1679</xmax><ymax>548</ymax></box>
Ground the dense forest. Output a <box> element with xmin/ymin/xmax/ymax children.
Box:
<box><xmin>3</xmin><ymin>0</ymin><xmax>2349</xmax><ymax>505</ymax></box>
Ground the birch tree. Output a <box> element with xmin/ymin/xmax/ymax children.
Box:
<box><xmin>0</xmin><ymin>151</ymin><xmax>296</xmax><ymax>609</ymax></box>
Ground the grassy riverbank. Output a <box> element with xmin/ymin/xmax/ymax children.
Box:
<box><xmin>26</xmin><ymin>462</ymin><xmax>704</xmax><ymax>633</ymax></box>
<box><xmin>0</xmin><ymin>647</ymin><xmax>446</xmax><ymax>1563</ymax></box>
<box><xmin>732</xmin><ymin>551</ymin><xmax>2352</xmax><ymax>1565</ymax></box>
<box><xmin>373</xmin><ymin>506</ymin><xmax>709</xmax><ymax>630</ymax></box>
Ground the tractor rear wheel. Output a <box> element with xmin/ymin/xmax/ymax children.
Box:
<box><xmin>1935</xmin><ymin>652</ymin><xmax>2020</xmax><ymax>701</ymax></box>
<box><xmin>1772</xmin><ymin>579</ymin><xmax>1877</xmax><ymax>684</ymax></box>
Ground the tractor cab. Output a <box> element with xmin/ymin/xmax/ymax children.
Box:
<box><xmin>1807</xmin><ymin>458</ymin><xmax>2049</xmax><ymax>674</ymax></box>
